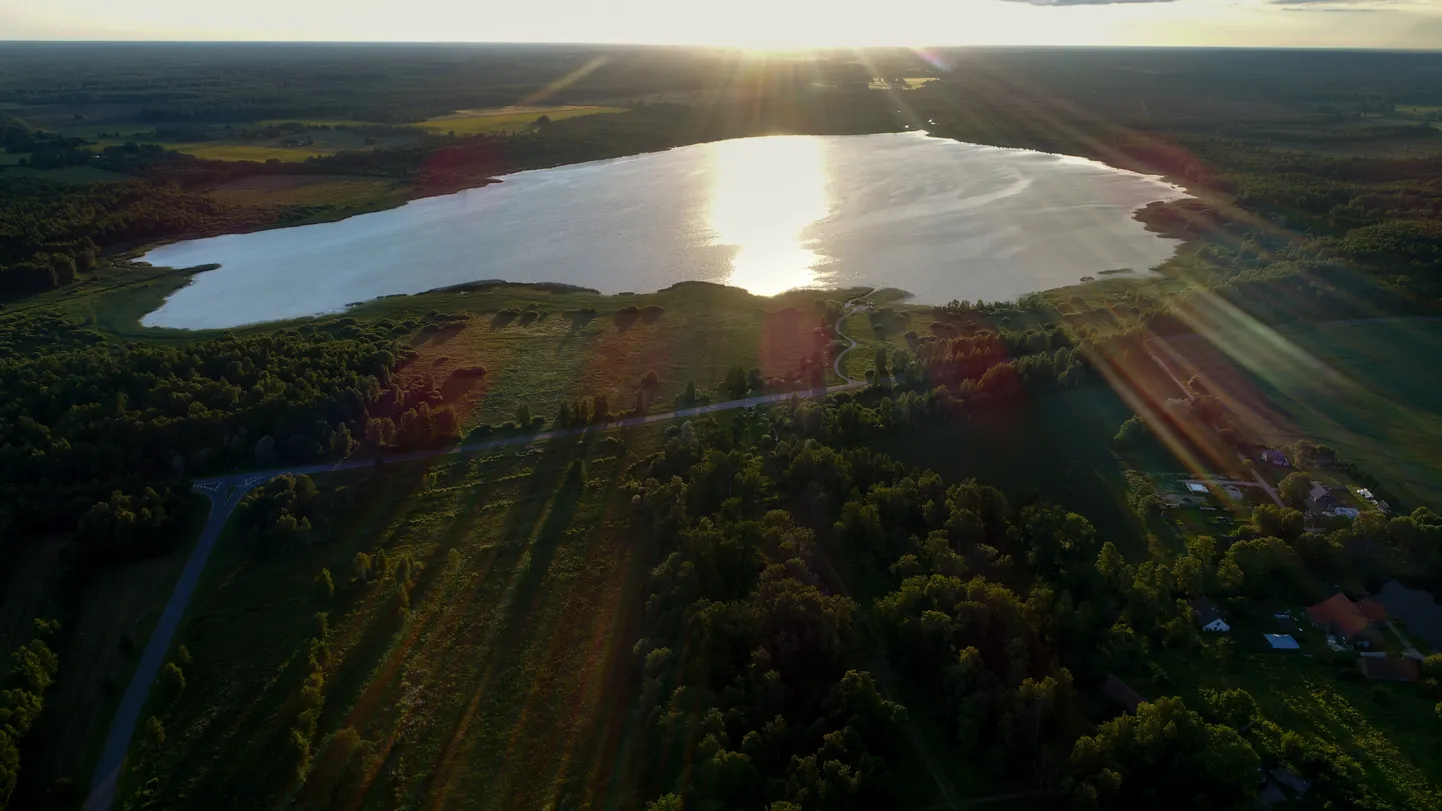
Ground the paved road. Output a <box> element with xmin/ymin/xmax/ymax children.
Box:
<box><xmin>83</xmin><ymin>297</ymin><xmax>876</xmax><ymax>811</ymax></box>
<box><xmin>84</xmin><ymin>485</ymin><xmax>250</xmax><ymax>811</ymax></box>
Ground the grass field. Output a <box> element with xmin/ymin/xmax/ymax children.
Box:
<box><xmin>119</xmin><ymin>436</ymin><xmax>655</xmax><ymax>810</ymax></box>
<box><xmin>205</xmin><ymin>175</ymin><xmax>407</xmax><ymax>208</ymax></box>
<box><xmin>1156</xmin><ymin>319</ymin><xmax>1442</xmax><ymax>510</ymax></box>
<box><xmin>381</xmin><ymin>282</ymin><xmax>856</xmax><ymax>427</ymax></box>
<box><xmin>411</xmin><ymin>105</ymin><xmax>624</xmax><ymax>136</ymax></box>
<box><xmin>1124</xmin><ymin>614</ymin><xmax>1442</xmax><ymax>811</ymax></box>
<box><xmin>148</xmin><ymin>135</ymin><xmax>411</xmax><ymax>163</ymax></box>
<box><xmin>872</xmin><ymin>384</ymin><xmax>1163</xmax><ymax>560</ymax></box>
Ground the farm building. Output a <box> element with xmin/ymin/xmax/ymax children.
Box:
<box><xmin>1355</xmin><ymin>598</ymin><xmax>1388</xmax><ymax>624</ymax></box>
<box><xmin>1264</xmin><ymin>634</ymin><xmax>1300</xmax><ymax>650</ymax></box>
<box><xmin>1261</xmin><ymin>450</ymin><xmax>1290</xmax><ymax>467</ymax></box>
<box><xmin>1358</xmin><ymin>656</ymin><xmax>1420</xmax><ymax>682</ymax></box>
<box><xmin>1190</xmin><ymin>597</ymin><xmax>1230</xmax><ymax>632</ymax></box>
<box><xmin>1185</xmin><ymin>482</ymin><xmax>1209</xmax><ymax>494</ymax></box>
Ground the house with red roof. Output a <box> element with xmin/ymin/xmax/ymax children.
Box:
<box><xmin>1306</xmin><ymin>593</ymin><xmax>1382</xmax><ymax>648</ymax></box>
<box><xmin>1356</xmin><ymin>598</ymin><xmax>1388</xmax><ymax>624</ymax></box>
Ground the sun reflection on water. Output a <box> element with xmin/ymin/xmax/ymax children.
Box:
<box><xmin>706</xmin><ymin>136</ymin><xmax>832</xmax><ymax>296</ymax></box>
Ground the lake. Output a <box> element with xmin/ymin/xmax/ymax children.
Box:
<box><xmin>139</xmin><ymin>132</ymin><xmax>1189</xmax><ymax>329</ymax></box>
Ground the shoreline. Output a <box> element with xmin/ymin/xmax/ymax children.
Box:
<box><xmin>117</xmin><ymin>131</ymin><xmax>1207</xmax><ymax>332</ymax></box>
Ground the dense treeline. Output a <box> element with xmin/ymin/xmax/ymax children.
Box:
<box><xmin>0</xmin><ymin>620</ymin><xmax>60</xmax><ymax>811</ymax></box>
<box><xmin>610</xmin><ymin>383</ymin><xmax>1282</xmax><ymax>807</ymax></box>
<box><xmin>0</xmin><ymin>177</ymin><xmax>283</xmax><ymax>295</ymax></box>
<box><xmin>0</xmin><ymin>313</ymin><xmax>469</xmax><ymax>563</ymax></box>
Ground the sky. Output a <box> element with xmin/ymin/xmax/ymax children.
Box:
<box><xmin>4</xmin><ymin>0</ymin><xmax>1442</xmax><ymax>49</ymax></box>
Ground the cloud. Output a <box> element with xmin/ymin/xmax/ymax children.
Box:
<box><xmin>999</xmin><ymin>0</ymin><xmax>1179</xmax><ymax>5</ymax></box>
<box><xmin>1269</xmin><ymin>0</ymin><xmax>1402</xmax><ymax>6</ymax></box>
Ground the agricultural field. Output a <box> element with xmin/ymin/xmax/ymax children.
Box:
<box><xmin>205</xmin><ymin>175</ymin><xmax>408</xmax><ymax>209</ymax></box>
<box><xmin>138</xmin><ymin>130</ymin><xmax>420</xmax><ymax>163</ymax></box>
<box><xmin>1155</xmin><ymin>319</ymin><xmax>1442</xmax><ymax>511</ymax></box>
<box><xmin>410</xmin><ymin>105</ymin><xmax>625</xmax><ymax>135</ymax></box>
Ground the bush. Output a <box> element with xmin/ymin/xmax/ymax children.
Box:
<box><xmin>449</xmin><ymin>365</ymin><xmax>487</xmax><ymax>378</ymax></box>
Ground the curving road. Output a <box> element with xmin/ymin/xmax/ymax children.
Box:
<box><xmin>833</xmin><ymin>289</ymin><xmax>874</xmax><ymax>383</ymax></box>
<box><xmin>83</xmin><ymin>301</ymin><xmax>877</xmax><ymax>811</ymax></box>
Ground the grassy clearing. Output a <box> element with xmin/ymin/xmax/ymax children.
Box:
<box><xmin>120</xmin><ymin>436</ymin><xmax>655</xmax><ymax>810</ymax></box>
<box><xmin>352</xmin><ymin>282</ymin><xmax>864</xmax><ymax>427</ymax></box>
<box><xmin>1159</xmin><ymin>319</ymin><xmax>1442</xmax><ymax>509</ymax></box>
<box><xmin>411</xmin><ymin>105</ymin><xmax>624</xmax><ymax>136</ymax></box>
<box><xmin>1124</xmin><ymin>615</ymin><xmax>1442</xmax><ymax>811</ymax></box>
<box><xmin>206</xmin><ymin>175</ymin><xmax>407</xmax><ymax>208</ymax></box>
<box><xmin>872</xmin><ymin>384</ymin><xmax>1159</xmax><ymax>559</ymax></box>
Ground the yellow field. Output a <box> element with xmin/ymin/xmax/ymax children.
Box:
<box><xmin>410</xmin><ymin>105</ymin><xmax>624</xmax><ymax>135</ymax></box>
<box><xmin>155</xmin><ymin>142</ymin><xmax>339</xmax><ymax>162</ymax></box>
<box><xmin>867</xmin><ymin>77</ymin><xmax>935</xmax><ymax>90</ymax></box>
<box><xmin>207</xmin><ymin>174</ymin><xmax>405</xmax><ymax>207</ymax></box>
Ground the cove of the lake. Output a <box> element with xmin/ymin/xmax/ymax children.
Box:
<box><xmin>139</xmin><ymin>132</ymin><xmax>1190</xmax><ymax>329</ymax></box>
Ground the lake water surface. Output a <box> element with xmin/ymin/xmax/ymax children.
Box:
<box><xmin>140</xmin><ymin>133</ymin><xmax>1189</xmax><ymax>329</ymax></box>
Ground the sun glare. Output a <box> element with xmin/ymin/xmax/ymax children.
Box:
<box><xmin>706</xmin><ymin>135</ymin><xmax>833</xmax><ymax>296</ymax></box>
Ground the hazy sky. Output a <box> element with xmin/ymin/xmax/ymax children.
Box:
<box><xmin>5</xmin><ymin>0</ymin><xmax>1442</xmax><ymax>49</ymax></box>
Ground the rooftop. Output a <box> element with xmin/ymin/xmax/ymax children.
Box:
<box><xmin>1306</xmin><ymin>593</ymin><xmax>1371</xmax><ymax>639</ymax></box>
<box><xmin>1358</xmin><ymin>656</ymin><xmax>1419</xmax><ymax>682</ymax></box>
<box><xmin>1264</xmin><ymin>634</ymin><xmax>1300</xmax><ymax>650</ymax></box>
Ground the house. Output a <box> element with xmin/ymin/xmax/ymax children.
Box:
<box><xmin>1305</xmin><ymin>593</ymin><xmax>1381</xmax><ymax>648</ymax></box>
<box><xmin>1103</xmin><ymin>673</ymin><xmax>1144</xmax><ymax>712</ymax></box>
<box><xmin>1264</xmin><ymin>634</ymin><xmax>1300</xmax><ymax>650</ymax></box>
<box><xmin>1356</xmin><ymin>598</ymin><xmax>1388</xmax><ymax>624</ymax></box>
<box><xmin>1191</xmin><ymin>597</ymin><xmax>1231</xmax><ymax>632</ymax></box>
<box><xmin>1308</xmin><ymin>482</ymin><xmax>1330</xmax><ymax>502</ymax></box>
<box><xmin>1186</xmin><ymin>482</ymin><xmax>1209</xmax><ymax>494</ymax></box>
<box><xmin>1331</xmin><ymin>507</ymin><xmax>1360</xmax><ymax>520</ymax></box>
<box><xmin>1358</xmin><ymin>656</ymin><xmax>1420</xmax><ymax>682</ymax></box>
<box><xmin>1261</xmin><ymin>450</ymin><xmax>1290</xmax><ymax>467</ymax></box>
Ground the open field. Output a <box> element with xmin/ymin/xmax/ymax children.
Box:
<box><xmin>206</xmin><ymin>175</ymin><xmax>407</xmax><ymax>208</ymax></box>
<box><xmin>872</xmin><ymin>384</ymin><xmax>1161</xmax><ymax>559</ymax></box>
<box><xmin>118</xmin><ymin>435</ymin><xmax>648</xmax><ymax>810</ymax></box>
<box><xmin>1124</xmin><ymin>614</ymin><xmax>1442</xmax><ymax>811</ymax></box>
<box><xmin>386</xmin><ymin>282</ymin><xmax>856</xmax><ymax>427</ymax></box>
<box><xmin>1154</xmin><ymin>319</ymin><xmax>1442</xmax><ymax>510</ymax></box>
<box><xmin>411</xmin><ymin>105</ymin><xmax>625</xmax><ymax>135</ymax></box>
<box><xmin>144</xmin><ymin>132</ymin><xmax>419</xmax><ymax>163</ymax></box>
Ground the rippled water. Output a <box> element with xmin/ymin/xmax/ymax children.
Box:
<box><xmin>140</xmin><ymin>132</ymin><xmax>1188</xmax><ymax>329</ymax></box>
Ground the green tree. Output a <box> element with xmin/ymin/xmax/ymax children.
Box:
<box><xmin>1278</xmin><ymin>473</ymin><xmax>1313</xmax><ymax>510</ymax></box>
<box><xmin>315</xmin><ymin>568</ymin><xmax>335</xmax><ymax>602</ymax></box>
<box><xmin>353</xmin><ymin>552</ymin><xmax>372</xmax><ymax>583</ymax></box>
<box><xmin>1069</xmin><ymin>696</ymin><xmax>1258</xmax><ymax>809</ymax></box>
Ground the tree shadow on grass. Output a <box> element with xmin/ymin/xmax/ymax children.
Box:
<box><xmin>559</xmin><ymin>309</ymin><xmax>598</xmax><ymax>351</ymax></box>
<box><xmin>490</xmin><ymin>310</ymin><xmax>518</xmax><ymax>330</ymax></box>
<box><xmin>613</xmin><ymin>308</ymin><xmax>641</xmax><ymax>332</ymax></box>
